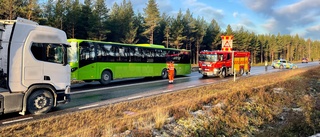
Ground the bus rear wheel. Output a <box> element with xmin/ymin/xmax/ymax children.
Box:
<box><xmin>161</xmin><ymin>69</ymin><xmax>168</xmax><ymax>79</ymax></box>
<box><xmin>100</xmin><ymin>70</ymin><xmax>111</xmax><ymax>85</ymax></box>
<box><xmin>27</xmin><ymin>89</ymin><xmax>53</xmax><ymax>115</ymax></box>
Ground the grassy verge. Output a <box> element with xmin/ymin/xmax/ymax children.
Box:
<box><xmin>1</xmin><ymin>66</ymin><xmax>320</xmax><ymax>136</ymax></box>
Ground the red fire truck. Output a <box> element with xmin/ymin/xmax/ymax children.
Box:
<box><xmin>198</xmin><ymin>35</ymin><xmax>251</xmax><ymax>78</ymax></box>
<box><xmin>198</xmin><ymin>50</ymin><xmax>250</xmax><ymax>78</ymax></box>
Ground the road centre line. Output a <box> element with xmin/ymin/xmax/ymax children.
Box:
<box><xmin>128</xmin><ymin>96</ymin><xmax>142</xmax><ymax>100</ymax></box>
<box><xmin>78</xmin><ymin>104</ymin><xmax>99</xmax><ymax>110</ymax></box>
<box><xmin>2</xmin><ymin>117</ymin><xmax>33</xmax><ymax>125</ymax></box>
<box><xmin>187</xmin><ymin>85</ymin><xmax>196</xmax><ymax>88</ymax></box>
<box><xmin>163</xmin><ymin>90</ymin><xmax>173</xmax><ymax>93</ymax></box>
<box><xmin>71</xmin><ymin>75</ymin><xmax>199</xmax><ymax>95</ymax></box>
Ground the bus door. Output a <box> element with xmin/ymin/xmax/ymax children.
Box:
<box><xmin>78</xmin><ymin>41</ymin><xmax>97</xmax><ymax>80</ymax></box>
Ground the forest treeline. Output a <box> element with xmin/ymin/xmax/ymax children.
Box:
<box><xmin>1</xmin><ymin>0</ymin><xmax>319</xmax><ymax>64</ymax></box>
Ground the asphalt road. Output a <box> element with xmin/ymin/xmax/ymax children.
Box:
<box><xmin>0</xmin><ymin>61</ymin><xmax>319</xmax><ymax>126</ymax></box>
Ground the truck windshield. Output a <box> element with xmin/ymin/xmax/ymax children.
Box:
<box><xmin>31</xmin><ymin>43</ymin><xmax>68</xmax><ymax>64</ymax></box>
<box><xmin>199</xmin><ymin>54</ymin><xmax>218</xmax><ymax>62</ymax></box>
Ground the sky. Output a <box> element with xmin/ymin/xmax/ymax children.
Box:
<box><xmin>105</xmin><ymin>0</ymin><xmax>320</xmax><ymax>40</ymax></box>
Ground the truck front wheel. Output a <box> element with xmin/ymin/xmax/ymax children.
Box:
<box><xmin>27</xmin><ymin>89</ymin><xmax>53</xmax><ymax>115</ymax></box>
<box><xmin>219</xmin><ymin>69</ymin><xmax>226</xmax><ymax>78</ymax></box>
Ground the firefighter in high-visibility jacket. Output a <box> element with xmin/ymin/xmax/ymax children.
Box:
<box><xmin>167</xmin><ymin>61</ymin><xmax>175</xmax><ymax>83</ymax></box>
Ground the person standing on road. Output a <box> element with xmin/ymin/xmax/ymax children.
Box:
<box><xmin>167</xmin><ymin>61</ymin><xmax>175</xmax><ymax>84</ymax></box>
<box><xmin>265</xmin><ymin>60</ymin><xmax>268</xmax><ymax>71</ymax></box>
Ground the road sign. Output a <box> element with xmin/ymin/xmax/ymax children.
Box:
<box><xmin>221</xmin><ymin>35</ymin><xmax>233</xmax><ymax>51</ymax></box>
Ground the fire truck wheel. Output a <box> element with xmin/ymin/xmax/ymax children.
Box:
<box><xmin>161</xmin><ymin>69</ymin><xmax>168</xmax><ymax>79</ymax></box>
<box><xmin>219</xmin><ymin>69</ymin><xmax>226</xmax><ymax>78</ymax></box>
<box><xmin>27</xmin><ymin>89</ymin><xmax>53</xmax><ymax>115</ymax></box>
<box><xmin>202</xmin><ymin>75</ymin><xmax>208</xmax><ymax>78</ymax></box>
<box><xmin>239</xmin><ymin>68</ymin><xmax>244</xmax><ymax>76</ymax></box>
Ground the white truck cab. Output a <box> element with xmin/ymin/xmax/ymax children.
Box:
<box><xmin>0</xmin><ymin>17</ymin><xmax>70</xmax><ymax>115</ymax></box>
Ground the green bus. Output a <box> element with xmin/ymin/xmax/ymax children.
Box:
<box><xmin>67</xmin><ymin>39</ymin><xmax>191</xmax><ymax>85</ymax></box>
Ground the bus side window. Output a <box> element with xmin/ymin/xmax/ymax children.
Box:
<box><xmin>87</xmin><ymin>42</ymin><xmax>95</xmax><ymax>60</ymax></box>
<box><xmin>128</xmin><ymin>47</ymin><xmax>134</xmax><ymax>57</ymax></box>
<box><xmin>141</xmin><ymin>48</ymin><xmax>147</xmax><ymax>62</ymax></box>
<box><xmin>95</xmin><ymin>43</ymin><xmax>102</xmax><ymax>61</ymax></box>
<box><xmin>102</xmin><ymin>44</ymin><xmax>111</xmax><ymax>56</ymax></box>
<box><xmin>119</xmin><ymin>46</ymin><xmax>124</xmax><ymax>57</ymax></box>
<box><xmin>154</xmin><ymin>49</ymin><xmax>163</xmax><ymax>63</ymax></box>
<box><xmin>79</xmin><ymin>42</ymin><xmax>90</xmax><ymax>60</ymax></box>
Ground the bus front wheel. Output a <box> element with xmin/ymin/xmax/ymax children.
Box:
<box><xmin>100</xmin><ymin>70</ymin><xmax>112</xmax><ymax>85</ymax></box>
<box><xmin>161</xmin><ymin>69</ymin><xmax>168</xmax><ymax>79</ymax></box>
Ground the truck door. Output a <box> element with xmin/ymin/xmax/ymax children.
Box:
<box><xmin>25</xmin><ymin>43</ymin><xmax>70</xmax><ymax>89</ymax></box>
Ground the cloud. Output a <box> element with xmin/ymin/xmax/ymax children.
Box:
<box><xmin>305</xmin><ymin>25</ymin><xmax>320</xmax><ymax>40</ymax></box>
<box><xmin>233</xmin><ymin>12</ymin><xmax>238</xmax><ymax>18</ymax></box>
<box><xmin>179</xmin><ymin>0</ymin><xmax>224</xmax><ymax>23</ymax></box>
<box><xmin>240</xmin><ymin>18</ymin><xmax>256</xmax><ymax>28</ymax></box>
<box><xmin>274</xmin><ymin>0</ymin><xmax>320</xmax><ymax>26</ymax></box>
<box><xmin>241</xmin><ymin>0</ymin><xmax>279</xmax><ymax>13</ymax></box>
<box><xmin>156</xmin><ymin>0</ymin><xmax>174</xmax><ymax>15</ymax></box>
<box><xmin>242</xmin><ymin>0</ymin><xmax>320</xmax><ymax>38</ymax></box>
<box><xmin>261</xmin><ymin>18</ymin><xmax>285</xmax><ymax>34</ymax></box>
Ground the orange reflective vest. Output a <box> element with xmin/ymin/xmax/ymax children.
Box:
<box><xmin>167</xmin><ymin>63</ymin><xmax>174</xmax><ymax>71</ymax></box>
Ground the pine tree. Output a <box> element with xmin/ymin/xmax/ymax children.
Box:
<box><xmin>143</xmin><ymin>0</ymin><xmax>160</xmax><ymax>44</ymax></box>
<box><xmin>194</xmin><ymin>16</ymin><xmax>207</xmax><ymax>64</ymax></box>
<box><xmin>43</xmin><ymin>0</ymin><xmax>55</xmax><ymax>26</ymax></box>
<box><xmin>92</xmin><ymin>0</ymin><xmax>109</xmax><ymax>40</ymax></box>
<box><xmin>203</xmin><ymin>19</ymin><xmax>221</xmax><ymax>50</ymax></box>
<box><xmin>225</xmin><ymin>24</ymin><xmax>233</xmax><ymax>35</ymax></box>
<box><xmin>106</xmin><ymin>0</ymin><xmax>136</xmax><ymax>42</ymax></box>
<box><xmin>64</xmin><ymin>0</ymin><xmax>81</xmax><ymax>38</ymax></box>
<box><xmin>54</xmin><ymin>0</ymin><xmax>65</xmax><ymax>29</ymax></box>
<box><xmin>153</xmin><ymin>13</ymin><xmax>168</xmax><ymax>45</ymax></box>
<box><xmin>0</xmin><ymin>0</ymin><xmax>21</xmax><ymax>19</ymax></box>
<box><xmin>183</xmin><ymin>9</ymin><xmax>197</xmax><ymax>50</ymax></box>
<box><xmin>170</xmin><ymin>10</ymin><xmax>186</xmax><ymax>49</ymax></box>
<box><xmin>161</xmin><ymin>14</ymin><xmax>173</xmax><ymax>48</ymax></box>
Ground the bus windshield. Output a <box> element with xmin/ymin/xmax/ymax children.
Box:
<box><xmin>68</xmin><ymin>41</ymin><xmax>78</xmax><ymax>63</ymax></box>
<box><xmin>199</xmin><ymin>54</ymin><xmax>218</xmax><ymax>62</ymax></box>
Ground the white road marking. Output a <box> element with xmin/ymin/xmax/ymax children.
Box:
<box><xmin>71</xmin><ymin>75</ymin><xmax>199</xmax><ymax>95</ymax></box>
<box><xmin>78</xmin><ymin>104</ymin><xmax>99</xmax><ymax>110</ymax></box>
<box><xmin>128</xmin><ymin>96</ymin><xmax>142</xmax><ymax>100</ymax></box>
<box><xmin>187</xmin><ymin>85</ymin><xmax>196</xmax><ymax>88</ymax></box>
<box><xmin>2</xmin><ymin>117</ymin><xmax>33</xmax><ymax>125</ymax></box>
<box><xmin>163</xmin><ymin>90</ymin><xmax>173</xmax><ymax>93</ymax></box>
